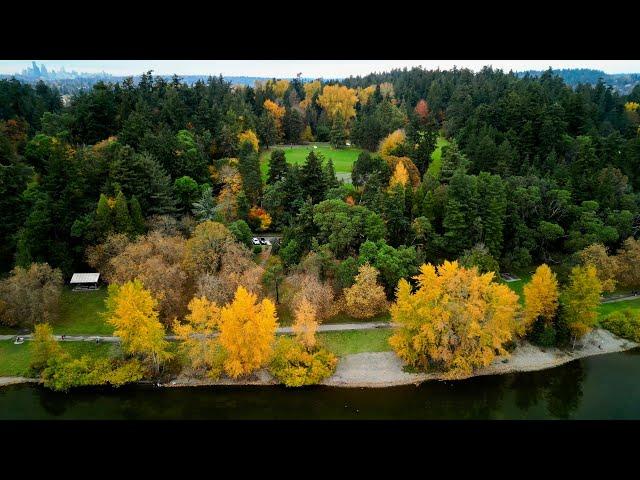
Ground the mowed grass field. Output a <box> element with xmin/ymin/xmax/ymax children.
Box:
<box><xmin>260</xmin><ymin>137</ymin><xmax>450</xmax><ymax>182</ymax></box>
<box><xmin>259</xmin><ymin>144</ymin><xmax>363</xmax><ymax>179</ymax></box>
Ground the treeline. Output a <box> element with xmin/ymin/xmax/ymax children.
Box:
<box><xmin>1</xmin><ymin>67</ymin><xmax>640</xmax><ymax>280</ymax></box>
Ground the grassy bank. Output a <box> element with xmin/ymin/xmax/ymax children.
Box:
<box><xmin>426</xmin><ymin>137</ymin><xmax>451</xmax><ymax>178</ymax></box>
<box><xmin>0</xmin><ymin>341</ymin><xmax>119</xmax><ymax>377</ymax></box>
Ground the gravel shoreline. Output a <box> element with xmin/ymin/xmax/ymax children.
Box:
<box><xmin>2</xmin><ymin>329</ymin><xmax>636</xmax><ymax>389</ymax></box>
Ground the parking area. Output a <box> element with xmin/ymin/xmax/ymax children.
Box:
<box><xmin>251</xmin><ymin>235</ymin><xmax>281</xmax><ymax>247</ymax></box>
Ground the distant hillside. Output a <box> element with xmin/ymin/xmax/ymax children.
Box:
<box><xmin>517</xmin><ymin>68</ymin><xmax>640</xmax><ymax>94</ymax></box>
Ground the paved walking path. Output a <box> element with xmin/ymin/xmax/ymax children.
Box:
<box><xmin>0</xmin><ymin>321</ymin><xmax>392</xmax><ymax>342</ymax></box>
<box><xmin>2</xmin><ymin>294</ymin><xmax>638</xmax><ymax>344</ymax></box>
<box><xmin>601</xmin><ymin>294</ymin><xmax>640</xmax><ymax>304</ymax></box>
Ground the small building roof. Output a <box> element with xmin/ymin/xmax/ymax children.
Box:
<box><xmin>70</xmin><ymin>273</ymin><xmax>100</xmax><ymax>284</ymax></box>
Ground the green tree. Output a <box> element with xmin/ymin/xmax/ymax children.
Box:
<box><xmin>300</xmin><ymin>151</ymin><xmax>327</xmax><ymax>204</ymax></box>
<box><xmin>267</xmin><ymin>149</ymin><xmax>288</xmax><ymax>185</ymax></box>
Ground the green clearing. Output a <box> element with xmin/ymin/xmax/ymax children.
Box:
<box><xmin>426</xmin><ymin>136</ymin><xmax>451</xmax><ymax>178</ymax></box>
<box><xmin>0</xmin><ymin>341</ymin><xmax>118</xmax><ymax>377</ymax></box>
<box><xmin>597</xmin><ymin>297</ymin><xmax>640</xmax><ymax>319</ymax></box>
<box><xmin>54</xmin><ymin>288</ymin><xmax>113</xmax><ymax>335</ymax></box>
<box><xmin>317</xmin><ymin>328</ymin><xmax>393</xmax><ymax>357</ymax></box>
<box><xmin>259</xmin><ymin>144</ymin><xmax>363</xmax><ymax>178</ymax></box>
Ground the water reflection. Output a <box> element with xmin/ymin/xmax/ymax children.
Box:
<box><xmin>1</xmin><ymin>350</ymin><xmax>637</xmax><ymax>420</ymax></box>
<box><xmin>509</xmin><ymin>360</ymin><xmax>585</xmax><ymax>419</ymax></box>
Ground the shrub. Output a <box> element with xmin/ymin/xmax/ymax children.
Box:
<box><xmin>30</xmin><ymin>323</ymin><xmax>63</xmax><ymax>374</ymax></box>
<box><xmin>269</xmin><ymin>337</ymin><xmax>338</xmax><ymax>387</ymax></box>
<box><xmin>41</xmin><ymin>355</ymin><xmax>145</xmax><ymax>392</ymax></box>
<box><xmin>601</xmin><ymin>309</ymin><xmax>640</xmax><ymax>342</ymax></box>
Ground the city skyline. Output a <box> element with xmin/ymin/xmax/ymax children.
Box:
<box><xmin>1</xmin><ymin>60</ymin><xmax>640</xmax><ymax>78</ymax></box>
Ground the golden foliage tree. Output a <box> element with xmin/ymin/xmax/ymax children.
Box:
<box><xmin>292</xmin><ymin>296</ymin><xmax>318</xmax><ymax>350</ymax></box>
<box><xmin>616</xmin><ymin>237</ymin><xmax>640</xmax><ymax>289</ymax></box>
<box><xmin>378</xmin><ymin>129</ymin><xmax>406</xmax><ymax>160</ymax></box>
<box><xmin>522</xmin><ymin>264</ymin><xmax>559</xmax><ymax>332</ymax></box>
<box><xmin>271</xmin><ymin>79</ymin><xmax>290</xmax><ymax>99</ymax></box>
<box><xmin>389</xmin><ymin>161</ymin><xmax>409</xmax><ymax>189</ymax></box>
<box><xmin>300</xmin><ymin>80</ymin><xmax>322</xmax><ymax>110</ymax></box>
<box><xmin>561</xmin><ymin>265</ymin><xmax>602</xmax><ymax>344</ymax></box>
<box><xmin>286</xmin><ymin>272</ymin><xmax>337</xmax><ymax>321</ymax></box>
<box><xmin>174</xmin><ymin>296</ymin><xmax>224</xmax><ymax>377</ymax></box>
<box><xmin>264</xmin><ymin>99</ymin><xmax>285</xmax><ymax>133</ymax></box>
<box><xmin>104</xmin><ymin>279</ymin><xmax>172</xmax><ymax>373</ymax></box>
<box><xmin>30</xmin><ymin>323</ymin><xmax>63</xmax><ymax>373</ymax></box>
<box><xmin>183</xmin><ymin>220</ymin><xmax>233</xmax><ymax>276</ymax></box>
<box><xmin>238</xmin><ymin>129</ymin><xmax>259</xmax><ymax>153</ymax></box>
<box><xmin>578</xmin><ymin>243</ymin><xmax>618</xmax><ymax>293</ymax></box>
<box><xmin>248</xmin><ymin>206</ymin><xmax>272</xmax><ymax>231</ymax></box>
<box><xmin>357</xmin><ymin>85</ymin><xmax>376</xmax><ymax>106</ymax></box>
<box><xmin>387</xmin><ymin>155</ymin><xmax>421</xmax><ymax>188</ymax></box>
<box><xmin>344</xmin><ymin>263</ymin><xmax>388</xmax><ymax>319</ymax></box>
<box><xmin>317</xmin><ymin>84</ymin><xmax>358</xmax><ymax>122</ymax></box>
<box><xmin>218</xmin><ymin>286</ymin><xmax>278</xmax><ymax>378</ymax></box>
<box><xmin>389</xmin><ymin>261</ymin><xmax>520</xmax><ymax>378</ymax></box>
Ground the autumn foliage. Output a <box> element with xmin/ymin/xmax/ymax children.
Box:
<box><xmin>238</xmin><ymin>129</ymin><xmax>259</xmax><ymax>152</ymax></box>
<box><xmin>248</xmin><ymin>206</ymin><xmax>272</xmax><ymax>232</ymax></box>
<box><xmin>522</xmin><ymin>264</ymin><xmax>559</xmax><ymax>333</ymax></box>
<box><xmin>389</xmin><ymin>261</ymin><xmax>520</xmax><ymax>378</ymax></box>
<box><xmin>344</xmin><ymin>263</ymin><xmax>388</xmax><ymax>319</ymax></box>
<box><xmin>317</xmin><ymin>84</ymin><xmax>358</xmax><ymax>122</ymax></box>
<box><xmin>218</xmin><ymin>286</ymin><xmax>278</xmax><ymax>378</ymax></box>
<box><xmin>104</xmin><ymin>279</ymin><xmax>172</xmax><ymax>373</ymax></box>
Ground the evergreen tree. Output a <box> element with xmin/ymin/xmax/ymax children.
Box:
<box><xmin>300</xmin><ymin>151</ymin><xmax>327</xmax><ymax>204</ymax></box>
<box><xmin>129</xmin><ymin>195</ymin><xmax>145</xmax><ymax>235</ymax></box>
<box><xmin>324</xmin><ymin>158</ymin><xmax>339</xmax><ymax>189</ymax></box>
<box><xmin>112</xmin><ymin>191</ymin><xmax>132</xmax><ymax>234</ymax></box>
<box><xmin>238</xmin><ymin>142</ymin><xmax>263</xmax><ymax>205</ymax></box>
<box><xmin>330</xmin><ymin>115</ymin><xmax>347</xmax><ymax>148</ymax></box>
<box><xmin>94</xmin><ymin>193</ymin><xmax>113</xmax><ymax>240</ymax></box>
<box><xmin>267</xmin><ymin>149</ymin><xmax>288</xmax><ymax>185</ymax></box>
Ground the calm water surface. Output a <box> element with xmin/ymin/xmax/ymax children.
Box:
<box><xmin>2</xmin><ymin>349</ymin><xmax>640</xmax><ymax>420</ymax></box>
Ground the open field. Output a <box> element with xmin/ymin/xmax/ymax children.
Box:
<box><xmin>426</xmin><ymin>137</ymin><xmax>451</xmax><ymax>178</ymax></box>
<box><xmin>259</xmin><ymin>144</ymin><xmax>363</xmax><ymax>179</ymax></box>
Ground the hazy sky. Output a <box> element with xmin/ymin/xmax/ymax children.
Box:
<box><xmin>1</xmin><ymin>60</ymin><xmax>640</xmax><ymax>77</ymax></box>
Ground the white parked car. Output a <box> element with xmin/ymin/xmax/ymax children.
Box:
<box><xmin>252</xmin><ymin>237</ymin><xmax>260</xmax><ymax>245</ymax></box>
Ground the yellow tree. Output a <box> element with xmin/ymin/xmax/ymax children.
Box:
<box><xmin>238</xmin><ymin>129</ymin><xmax>259</xmax><ymax>152</ymax></box>
<box><xmin>218</xmin><ymin>286</ymin><xmax>278</xmax><ymax>378</ymax></box>
<box><xmin>174</xmin><ymin>296</ymin><xmax>224</xmax><ymax>377</ymax></box>
<box><xmin>357</xmin><ymin>85</ymin><xmax>376</xmax><ymax>106</ymax></box>
<box><xmin>271</xmin><ymin>79</ymin><xmax>290</xmax><ymax>99</ymax></box>
<box><xmin>378</xmin><ymin>129</ymin><xmax>406</xmax><ymax>160</ymax></box>
<box><xmin>389</xmin><ymin>261</ymin><xmax>519</xmax><ymax>378</ymax></box>
<box><xmin>344</xmin><ymin>263</ymin><xmax>388</xmax><ymax>319</ymax></box>
<box><xmin>300</xmin><ymin>80</ymin><xmax>322</xmax><ymax>110</ymax></box>
<box><xmin>561</xmin><ymin>265</ymin><xmax>602</xmax><ymax>345</ymax></box>
<box><xmin>389</xmin><ymin>161</ymin><xmax>409</xmax><ymax>189</ymax></box>
<box><xmin>292</xmin><ymin>297</ymin><xmax>318</xmax><ymax>350</ymax></box>
<box><xmin>522</xmin><ymin>264</ymin><xmax>559</xmax><ymax>332</ymax></box>
<box><xmin>30</xmin><ymin>323</ymin><xmax>63</xmax><ymax>373</ymax></box>
<box><xmin>317</xmin><ymin>85</ymin><xmax>358</xmax><ymax>122</ymax></box>
<box><xmin>104</xmin><ymin>279</ymin><xmax>172</xmax><ymax>374</ymax></box>
<box><xmin>264</xmin><ymin>99</ymin><xmax>285</xmax><ymax>132</ymax></box>
<box><xmin>578</xmin><ymin>243</ymin><xmax>618</xmax><ymax>293</ymax></box>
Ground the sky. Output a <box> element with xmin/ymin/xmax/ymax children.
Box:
<box><xmin>1</xmin><ymin>60</ymin><xmax>640</xmax><ymax>78</ymax></box>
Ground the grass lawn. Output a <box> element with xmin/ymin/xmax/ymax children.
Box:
<box><xmin>317</xmin><ymin>329</ymin><xmax>393</xmax><ymax>357</ymax></box>
<box><xmin>54</xmin><ymin>288</ymin><xmax>113</xmax><ymax>335</ymax></box>
<box><xmin>0</xmin><ymin>341</ymin><xmax>118</xmax><ymax>377</ymax></box>
<box><xmin>426</xmin><ymin>137</ymin><xmax>450</xmax><ymax>178</ymax></box>
<box><xmin>259</xmin><ymin>143</ymin><xmax>363</xmax><ymax>179</ymax></box>
<box><xmin>597</xmin><ymin>297</ymin><xmax>640</xmax><ymax>319</ymax></box>
<box><xmin>502</xmin><ymin>273</ymin><xmax>532</xmax><ymax>304</ymax></box>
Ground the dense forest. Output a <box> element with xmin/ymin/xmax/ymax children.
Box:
<box><xmin>1</xmin><ymin>67</ymin><xmax>640</xmax><ymax>282</ymax></box>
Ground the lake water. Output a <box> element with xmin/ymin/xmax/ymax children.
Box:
<box><xmin>2</xmin><ymin>349</ymin><xmax>640</xmax><ymax>420</ymax></box>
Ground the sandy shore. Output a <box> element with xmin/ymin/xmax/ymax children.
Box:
<box><xmin>2</xmin><ymin>328</ymin><xmax>637</xmax><ymax>389</ymax></box>
<box><xmin>165</xmin><ymin>328</ymin><xmax>638</xmax><ymax>388</ymax></box>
